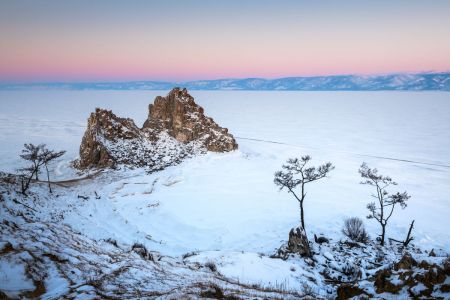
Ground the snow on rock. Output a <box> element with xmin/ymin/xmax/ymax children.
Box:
<box><xmin>142</xmin><ymin>87</ymin><xmax>237</xmax><ymax>152</ymax></box>
<box><xmin>77</xmin><ymin>87</ymin><xmax>237</xmax><ymax>170</ymax></box>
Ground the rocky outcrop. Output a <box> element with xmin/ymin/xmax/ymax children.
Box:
<box><xmin>78</xmin><ymin>109</ymin><xmax>141</xmax><ymax>169</ymax></box>
<box><xmin>373</xmin><ymin>253</ymin><xmax>449</xmax><ymax>297</ymax></box>
<box><xmin>77</xmin><ymin>88</ymin><xmax>237</xmax><ymax>170</ymax></box>
<box><xmin>287</xmin><ymin>227</ymin><xmax>311</xmax><ymax>257</ymax></box>
<box><xmin>143</xmin><ymin>88</ymin><xmax>237</xmax><ymax>152</ymax></box>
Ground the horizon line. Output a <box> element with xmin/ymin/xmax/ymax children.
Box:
<box><xmin>1</xmin><ymin>71</ymin><xmax>450</xmax><ymax>85</ymax></box>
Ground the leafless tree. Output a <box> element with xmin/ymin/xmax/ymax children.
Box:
<box><xmin>17</xmin><ymin>166</ymin><xmax>36</xmax><ymax>195</ymax></box>
<box><xmin>18</xmin><ymin>143</ymin><xmax>65</xmax><ymax>194</ymax></box>
<box><xmin>359</xmin><ymin>163</ymin><xmax>410</xmax><ymax>246</ymax></box>
<box><xmin>40</xmin><ymin>147</ymin><xmax>66</xmax><ymax>193</ymax></box>
<box><xmin>19</xmin><ymin>143</ymin><xmax>45</xmax><ymax>180</ymax></box>
<box><xmin>274</xmin><ymin>156</ymin><xmax>334</xmax><ymax>230</ymax></box>
<box><xmin>18</xmin><ymin>144</ymin><xmax>45</xmax><ymax>194</ymax></box>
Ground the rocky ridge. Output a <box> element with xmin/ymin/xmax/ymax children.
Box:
<box><xmin>77</xmin><ymin>88</ymin><xmax>237</xmax><ymax>170</ymax></box>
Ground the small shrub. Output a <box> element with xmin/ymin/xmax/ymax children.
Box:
<box><xmin>205</xmin><ymin>260</ymin><xmax>217</xmax><ymax>272</ymax></box>
<box><xmin>131</xmin><ymin>242</ymin><xmax>154</xmax><ymax>261</ymax></box>
<box><xmin>199</xmin><ymin>283</ymin><xmax>224</xmax><ymax>298</ymax></box>
<box><xmin>301</xmin><ymin>282</ymin><xmax>315</xmax><ymax>297</ymax></box>
<box><xmin>182</xmin><ymin>251</ymin><xmax>198</xmax><ymax>260</ymax></box>
<box><xmin>105</xmin><ymin>238</ymin><xmax>118</xmax><ymax>247</ymax></box>
<box><xmin>342</xmin><ymin>261</ymin><xmax>360</xmax><ymax>279</ymax></box>
<box><xmin>342</xmin><ymin>217</ymin><xmax>369</xmax><ymax>243</ymax></box>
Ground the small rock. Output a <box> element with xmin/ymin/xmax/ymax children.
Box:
<box><xmin>287</xmin><ymin>227</ymin><xmax>311</xmax><ymax>257</ymax></box>
<box><xmin>314</xmin><ymin>234</ymin><xmax>329</xmax><ymax>244</ymax></box>
<box><xmin>374</xmin><ymin>269</ymin><xmax>402</xmax><ymax>294</ymax></box>
<box><xmin>394</xmin><ymin>252</ymin><xmax>417</xmax><ymax>271</ymax></box>
<box><xmin>336</xmin><ymin>284</ymin><xmax>367</xmax><ymax>300</ymax></box>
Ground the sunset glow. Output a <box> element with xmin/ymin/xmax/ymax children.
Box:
<box><xmin>1</xmin><ymin>0</ymin><xmax>450</xmax><ymax>82</ymax></box>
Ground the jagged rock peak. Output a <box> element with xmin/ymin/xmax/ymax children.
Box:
<box><xmin>77</xmin><ymin>89</ymin><xmax>237</xmax><ymax>170</ymax></box>
<box><xmin>143</xmin><ymin>87</ymin><xmax>237</xmax><ymax>152</ymax></box>
<box><xmin>77</xmin><ymin>108</ymin><xmax>143</xmax><ymax>169</ymax></box>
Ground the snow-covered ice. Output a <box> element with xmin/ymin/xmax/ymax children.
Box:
<box><xmin>1</xmin><ymin>90</ymin><xmax>450</xmax><ymax>297</ymax></box>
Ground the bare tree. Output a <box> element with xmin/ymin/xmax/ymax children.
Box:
<box><xmin>20</xmin><ymin>143</ymin><xmax>45</xmax><ymax>180</ymax></box>
<box><xmin>40</xmin><ymin>147</ymin><xmax>66</xmax><ymax>193</ymax></box>
<box><xmin>359</xmin><ymin>163</ymin><xmax>410</xmax><ymax>246</ymax></box>
<box><xmin>18</xmin><ymin>143</ymin><xmax>65</xmax><ymax>194</ymax></box>
<box><xmin>17</xmin><ymin>166</ymin><xmax>36</xmax><ymax>195</ymax></box>
<box><xmin>274</xmin><ymin>156</ymin><xmax>334</xmax><ymax>230</ymax></box>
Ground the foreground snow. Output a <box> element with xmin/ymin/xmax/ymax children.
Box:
<box><xmin>2</xmin><ymin>173</ymin><xmax>449</xmax><ymax>299</ymax></box>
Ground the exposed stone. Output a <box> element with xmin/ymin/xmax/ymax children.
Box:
<box><xmin>77</xmin><ymin>88</ymin><xmax>237</xmax><ymax>170</ymax></box>
<box><xmin>143</xmin><ymin>87</ymin><xmax>237</xmax><ymax>152</ymax></box>
<box><xmin>441</xmin><ymin>284</ymin><xmax>450</xmax><ymax>293</ymax></box>
<box><xmin>414</xmin><ymin>263</ymin><xmax>446</xmax><ymax>286</ymax></box>
<box><xmin>314</xmin><ymin>234</ymin><xmax>329</xmax><ymax>244</ymax></box>
<box><xmin>287</xmin><ymin>227</ymin><xmax>311</xmax><ymax>257</ymax></box>
<box><xmin>394</xmin><ymin>252</ymin><xmax>417</xmax><ymax>271</ymax></box>
<box><xmin>444</xmin><ymin>258</ymin><xmax>450</xmax><ymax>276</ymax></box>
<box><xmin>336</xmin><ymin>284</ymin><xmax>367</xmax><ymax>300</ymax></box>
<box><xmin>374</xmin><ymin>269</ymin><xmax>402</xmax><ymax>294</ymax></box>
<box><xmin>372</xmin><ymin>254</ymin><xmax>450</xmax><ymax>297</ymax></box>
<box><xmin>78</xmin><ymin>108</ymin><xmax>141</xmax><ymax>168</ymax></box>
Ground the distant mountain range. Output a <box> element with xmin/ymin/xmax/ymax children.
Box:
<box><xmin>1</xmin><ymin>73</ymin><xmax>449</xmax><ymax>91</ymax></box>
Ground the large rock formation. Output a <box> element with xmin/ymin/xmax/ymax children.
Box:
<box><xmin>143</xmin><ymin>87</ymin><xmax>236</xmax><ymax>152</ymax></box>
<box><xmin>77</xmin><ymin>88</ymin><xmax>237</xmax><ymax>170</ymax></box>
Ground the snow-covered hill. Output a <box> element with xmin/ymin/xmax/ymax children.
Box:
<box><xmin>2</xmin><ymin>73</ymin><xmax>450</xmax><ymax>91</ymax></box>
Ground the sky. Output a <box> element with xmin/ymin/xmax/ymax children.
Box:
<box><xmin>0</xmin><ymin>0</ymin><xmax>449</xmax><ymax>82</ymax></box>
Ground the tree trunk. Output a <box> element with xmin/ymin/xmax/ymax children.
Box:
<box><xmin>24</xmin><ymin>169</ymin><xmax>36</xmax><ymax>194</ymax></box>
<box><xmin>300</xmin><ymin>200</ymin><xmax>305</xmax><ymax>230</ymax></box>
<box><xmin>300</xmin><ymin>182</ymin><xmax>306</xmax><ymax>230</ymax></box>
<box><xmin>34</xmin><ymin>163</ymin><xmax>39</xmax><ymax>180</ymax></box>
<box><xmin>45</xmin><ymin>164</ymin><xmax>52</xmax><ymax>193</ymax></box>
<box><xmin>21</xmin><ymin>178</ymin><xmax>27</xmax><ymax>195</ymax></box>
<box><xmin>380</xmin><ymin>224</ymin><xmax>386</xmax><ymax>246</ymax></box>
<box><xmin>403</xmin><ymin>220</ymin><xmax>414</xmax><ymax>246</ymax></box>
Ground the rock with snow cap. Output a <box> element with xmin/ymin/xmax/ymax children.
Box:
<box><xmin>143</xmin><ymin>87</ymin><xmax>237</xmax><ymax>152</ymax></box>
<box><xmin>77</xmin><ymin>88</ymin><xmax>237</xmax><ymax>170</ymax></box>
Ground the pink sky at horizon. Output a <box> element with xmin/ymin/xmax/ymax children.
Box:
<box><xmin>1</xmin><ymin>0</ymin><xmax>450</xmax><ymax>82</ymax></box>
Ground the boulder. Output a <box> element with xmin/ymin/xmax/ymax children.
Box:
<box><xmin>287</xmin><ymin>227</ymin><xmax>311</xmax><ymax>257</ymax></box>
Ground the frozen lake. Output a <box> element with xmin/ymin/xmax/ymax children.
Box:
<box><xmin>1</xmin><ymin>90</ymin><xmax>449</xmax><ymax>252</ymax></box>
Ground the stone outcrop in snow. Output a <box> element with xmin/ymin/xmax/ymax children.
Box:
<box><xmin>287</xmin><ymin>227</ymin><xmax>311</xmax><ymax>257</ymax></box>
<box><xmin>77</xmin><ymin>88</ymin><xmax>237</xmax><ymax>170</ymax></box>
<box><xmin>143</xmin><ymin>87</ymin><xmax>237</xmax><ymax>152</ymax></box>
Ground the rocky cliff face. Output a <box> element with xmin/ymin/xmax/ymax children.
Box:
<box><xmin>77</xmin><ymin>88</ymin><xmax>237</xmax><ymax>170</ymax></box>
<box><xmin>143</xmin><ymin>88</ymin><xmax>237</xmax><ymax>152</ymax></box>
